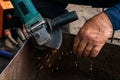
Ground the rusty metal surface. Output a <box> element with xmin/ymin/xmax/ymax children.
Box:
<box><xmin>0</xmin><ymin>42</ymin><xmax>36</xmax><ymax>80</ymax></box>
<box><xmin>35</xmin><ymin>33</ymin><xmax>120</xmax><ymax>80</ymax></box>
<box><xmin>0</xmin><ymin>33</ymin><xmax>120</xmax><ymax>80</ymax></box>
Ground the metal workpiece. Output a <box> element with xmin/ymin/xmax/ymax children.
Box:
<box><xmin>1</xmin><ymin>33</ymin><xmax>120</xmax><ymax>80</ymax></box>
<box><xmin>35</xmin><ymin>33</ymin><xmax>120</xmax><ymax>80</ymax></box>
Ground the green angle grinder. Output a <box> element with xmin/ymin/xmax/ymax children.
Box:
<box><xmin>10</xmin><ymin>0</ymin><xmax>78</xmax><ymax>49</ymax></box>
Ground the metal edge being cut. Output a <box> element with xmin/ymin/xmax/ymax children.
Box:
<box><xmin>0</xmin><ymin>40</ymin><xmax>36</xmax><ymax>80</ymax></box>
<box><xmin>0</xmin><ymin>41</ymin><xmax>28</xmax><ymax>75</ymax></box>
<box><xmin>45</xmin><ymin>28</ymin><xmax>62</xmax><ymax>49</ymax></box>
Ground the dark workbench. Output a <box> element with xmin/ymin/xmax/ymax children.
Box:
<box><xmin>0</xmin><ymin>56</ymin><xmax>11</xmax><ymax>73</ymax></box>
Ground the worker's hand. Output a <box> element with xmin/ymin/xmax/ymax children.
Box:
<box><xmin>73</xmin><ymin>12</ymin><xmax>113</xmax><ymax>58</ymax></box>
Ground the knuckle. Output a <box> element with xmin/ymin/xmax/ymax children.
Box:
<box><xmin>93</xmin><ymin>50</ymin><xmax>99</xmax><ymax>55</ymax></box>
<box><xmin>77</xmin><ymin>48</ymin><xmax>82</xmax><ymax>56</ymax></box>
<box><xmin>83</xmin><ymin>52</ymin><xmax>89</xmax><ymax>58</ymax></box>
<box><xmin>85</xmin><ymin>48</ymin><xmax>91</xmax><ymax>53</ymax></box>
<box><xmin>90</xmin><ymin>50</ymin><xmax>99</xmax><ymax>58</ymax></box>
<box><xmin>90</xmin><ymin>53</ymin><xmax>97</xmax><ymax>58</ymax></box>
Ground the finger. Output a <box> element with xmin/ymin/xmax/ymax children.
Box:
<box><xmin>77</xmin><ymin>38</ymin><xmax>87</xmax><ymax>56</ymax></box>
<box><xmin>83</xmin><ymin>44</ymin><xmax>93</xmax><ymax>58</ymax></box>
<box><xmin>90</xmin><ymin>45</ymin><xmax>103</xmax><ymax>58</ymax></box>
<box><xmin>73</xmin><ymin>36</ymin><xmax>81</xmax><ymax>54</ymax></box>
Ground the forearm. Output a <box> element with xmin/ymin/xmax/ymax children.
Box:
<box><xmin>105</xmin><ymin>3</ymin><xmax>120</xmax><ymax>30</ymax></box>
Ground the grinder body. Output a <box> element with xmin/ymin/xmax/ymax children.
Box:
<box><xmin>10</xmin><ymin>0</ymin><xmax>78</xmax><ymax>49</ymax></box>
<box><xmin>11</xmin><ymin>0</ymin><xmax>52</xmax><ymax>47</ymax></box>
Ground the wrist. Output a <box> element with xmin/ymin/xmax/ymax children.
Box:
<box><xmin>92</xmin><ymin>12</ymin><xmax>113</xmax><ymax>38</ymax></box>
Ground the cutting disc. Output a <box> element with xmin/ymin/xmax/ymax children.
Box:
<box><xmin>45</xmin><ymin>28</ymin><xmax>62</xmax><ymax>49</ymax></box>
